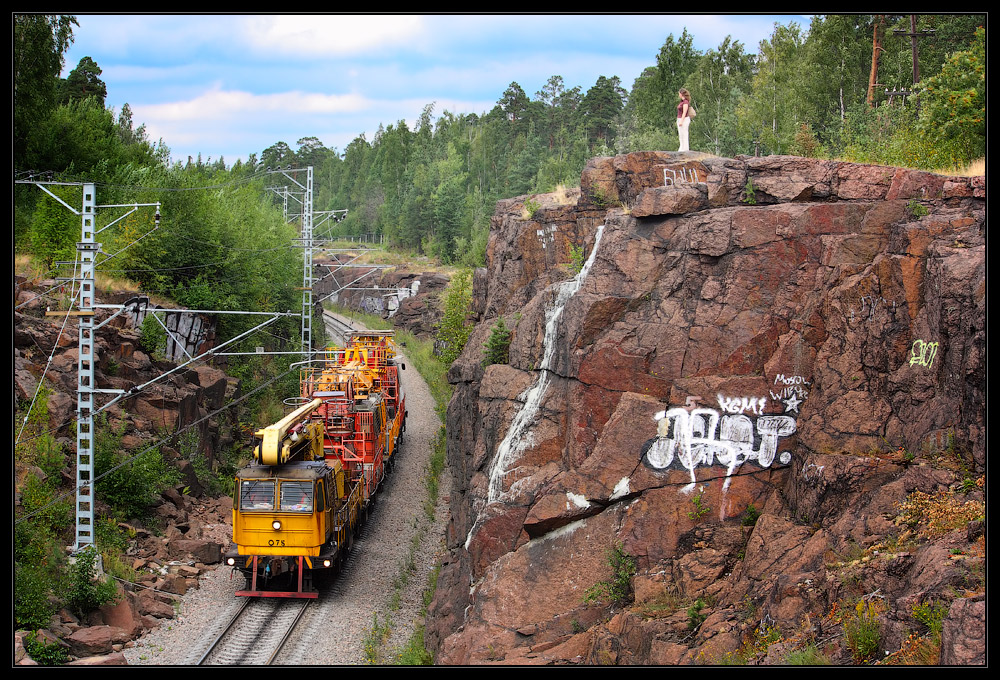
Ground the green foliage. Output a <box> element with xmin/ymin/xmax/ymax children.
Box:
<box><xmin>16</xmin><ymin>384</ymin><xmax>66</xmax><ymax>477</ymax></box>
<box><xmin>435</xmin><ymin>269</ymin><xmax>473</xmax><ymax>365</ymax></box>
<box><xmin>28</xmin><ymin>188</ymin><xmax>78</xmax><ymax>269</ymax></box>
<box><xmin>683</xmin><ymin>35</ymin><xmax>754</xmax><ymax>156</ymax></box>
<box><xmin>843</xmin><ymin>598</ymin><xmax>884</xmax><ymax>663</ymax></box>
<box><xmin>59</xmin><ymin>55</ymin><xmax>107</xmax><ymax>107</ymax></box>
<box><xmin>736</xmin><ymin>22</ymin><xmax>810</xmax><ymax>155</ymax></box>
<box><xmin>742</xmin><ymin>177</ymin><xmax>757</xmax><ymax>205</ymax></box>
<box><xmin>584</xmin><ymin>543</ymin><xmax>637</xmax><ymax>607</ymax></box>
<box><xmin>789</xmin><ymin>123</ymin><xmax>824</xmax><ymax>158</ymax></box>
<box><xmin>15</xmin><ymin>564</ymin><xmax>56</xmax><ymax>632</ymax></box>
<box><xmin>395</xmin><ymin>625</ymin><xmax>434</xmax><ymax>665</ymax></box>
<box><xmin>911</xmin><ymin>600</ymin><xmax>948</xmax><ymax>638</ymax></box>
<box><xmin>741</xmin><ymin>503</ymin><xmax>761</xmax><ymax>527</ymax></box>
<box><xmin>363</xmin><ymin>612</ymin><xmax>393</xmax><ymax>664</ymax></box>
<box><xmin>138</xmin><ymin>313</ymin><xmax>167</xmax><ymax>359</ymax></box>
<box><xmin>424</xmin><ymin>427</ymin><xmax>447</xmax><ymax>519</ymax></box>
<box><xmin>687</xmin><ymin>488</ymin><xmax>710</xmax><ymax>521</ymax></box>
<box><xmin>94</xmin><ymin>415</ymin><xmax>180</xmax><ymax>518</ymax></box>
<box><xmin>569</xmin><ymin>244</ymin><xmax>586</xmax><ymax>275</ymax></box>
<box><xmin>687</xmin><ymin>597</ymin><xmax>708</xmax><ymax>630</ymax></box>
<box><xmin>916</xmin><ymin>26</ymin><xmax>985</xmax><ymax>164</ymax></box>
<box><xmin>66</xmin><ymin>545</ymin><xmax>120</xmax><ymax>619</ymax></box>
<box><xmin>908</xmin><ymin>199</ymin><xmax>929</xmax><ymax>218</ymax></box>
<box><xmin>23</xmin><ymin>632</ymin><xmax>70</xmax><ymax>666</ymax></box>
<box><xmin>482</xmin><ymin>317</ymin><xmax>513</xmax><ymax>368</ymax></box>
<box><xmin>13</xmin><ymin>14</ymin><xmax>77</xmax><ymax>168</ymax></box>
<box><xmin>20</xmin><ymin>471</ymin><xmax>73</xmax><ymax>532</ymax></box>
<box><xmin>783</xmin><ymin>643</ymin><xmax>831</xmax><ymax>665</ymax></box>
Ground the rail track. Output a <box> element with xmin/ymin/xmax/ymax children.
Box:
<box><xmin>195</xmin><ymin>504</ymin><xmax>377</xmax><ymax>665</ymax></box>
<box><xmin>196</xmin><ymin>596</ymin><xmax>310</xmax><ymax>665</ymax></box>
<box><xmin>322</xmin><ymin>310</ymin><xmax>356</xmax><ymax>344</ymax></box>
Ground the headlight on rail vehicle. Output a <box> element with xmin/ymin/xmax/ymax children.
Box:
<box><xmin>272</xmin><ymin>520</ymin><xmax>282</xmax><ymax>530</ymax></box>
<box><xmin>323</xmin><ymin>559</ymin><xmax>332</xmax><ymax>568</ymax></box>
<box><xmin>226</xmin><ymin>557</ymin><xmax>236</xmax><ymax>566</ymax></box>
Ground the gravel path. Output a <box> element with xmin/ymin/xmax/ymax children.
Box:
<box><xmin>122</xmin><ymin>322</ymin><xmax>448</xmax><ymax>666</ymax></box>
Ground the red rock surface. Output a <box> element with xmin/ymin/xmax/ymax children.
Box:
<box><xmin>428</xmin><ymin>153</ymin><xmax>984</xmax><ymax>665</ymax></box>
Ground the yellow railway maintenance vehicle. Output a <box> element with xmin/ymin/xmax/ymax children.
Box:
<box><xmin>226</xmin><ymin>331</ymin><xmax>406</xmax><ymax>598</ymax></box>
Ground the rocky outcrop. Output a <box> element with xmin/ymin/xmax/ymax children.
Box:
<box><xmin>428</xmin><ymin>153</ymin><xmax>985</xmax><ymax>665</ymax></box>
<box><xmin>313</xmin><ymin>255</ymin><xmax>450</xmax><ymax>341</ymax></box>
<box><xmin>14</xmin><ymin>287</ymin><xmax>239</xmax><ymax>663</ymax></box>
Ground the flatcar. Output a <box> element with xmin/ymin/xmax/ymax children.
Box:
<box><xmin>225</xmin><ymin>331</ymin><xmax>406</xmax><ymax>597</ymax></box>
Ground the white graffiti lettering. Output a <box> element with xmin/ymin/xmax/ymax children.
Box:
<box><xmin>909</xmin><ymin>339</ymin><xmax>939</xmax><ymax>368</ymax></box>
<box><xmin>663</xmin><ymin>166</ymin><xmax>704</xmax><ymax>187</ymax></box>
<box><xmin>536</xmin><ymin>223</ymin><xmax>556</xmax><ymax>249</ymax></box>
<box><xmin>849</xmin><ymin>295</ymin><xmax>898</xmax><ymax>324</ymax></box>
<box><xmin>773</xmin><ymin>374</ymin><xmax>810</xmax><ymax>386</ymax></box>
<box><xmin>769</xmin><ymin>375</ymin><xmax>809</xmax><ymax>413</ymax></box>
<box><xmin>717</xmin><ymin>394</ymin><xmax>767</xmax><ymax>415</ymax></box>
<box><xmin>644</xmin><ymin>407</ymin><xmax>796</xmax><ymax>487</ymax></box>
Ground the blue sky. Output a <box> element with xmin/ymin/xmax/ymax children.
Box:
<box><xmin>62</xmin><ymin>14</ymin><xmax>810</xmax><ymax>165</ymax></box>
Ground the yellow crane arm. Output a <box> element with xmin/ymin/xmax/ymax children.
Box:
<box><xmin>254</xmin><ymin>398</ymin><xmax>323</xmax><ymax>465</ymax></box>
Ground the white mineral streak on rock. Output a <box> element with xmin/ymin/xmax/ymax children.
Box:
<box><xmin>465</xmin><ymin>225</ymin><xmax>607</xmax><ymax>551</ymax></box>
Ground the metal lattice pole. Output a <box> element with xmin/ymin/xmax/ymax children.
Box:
<box><xmin>300</xmin><ymin>166</ymin><xmax>314</xmax><ymax>354</ymax></box>
<box><xmin>75</xmin><ymin>183</ymin><xmax>98</xmax><ymax>550</ymax></box>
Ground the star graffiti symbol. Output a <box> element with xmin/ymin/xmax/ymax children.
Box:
<box><xmin>782</xmin><ymin>394</ymin><xmax>802</xmax><ymax>413</ymax></box>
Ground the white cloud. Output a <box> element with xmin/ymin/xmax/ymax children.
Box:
<box><xmin>135</xmin><ymin>85</ymin><xmax>371</xmax><ymax>122</ymax></box>
<box><xmin>241</xmin><ymin>15</ymin><xmax>427</xmax><ymax>56</ymax></box>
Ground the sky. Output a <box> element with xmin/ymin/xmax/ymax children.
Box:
<box><xmin>61</xmin><ymin>14</ymin><xmax>810</xmax><ymax>166</ymax></box>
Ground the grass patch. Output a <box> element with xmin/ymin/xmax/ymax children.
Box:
<box><xmin>841</xmin><ymin>598</ymin><xmax>884</xmax><ymax>663</ymax></box>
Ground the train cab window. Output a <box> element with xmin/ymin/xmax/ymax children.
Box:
<box><xmin>279</xmin><ymin>481</ymin><xmax>313</xmax><ymax>512</ymax></box>
<box><xmin>240</xmin><ymin>480</ymin><xmax>275</xmax><ymax>510</ymax></box>
<box><xmin>315</xmin><ymin>481</ymin><xmax>325</xmax><ymax>512</ymax></box>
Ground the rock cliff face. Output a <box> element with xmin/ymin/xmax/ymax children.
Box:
<box><xmin>427</xmin><ymin>153</ymin><xmax>985</xmax><ymax>664</ymax></box>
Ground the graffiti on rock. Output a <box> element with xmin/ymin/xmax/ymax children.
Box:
<box><xmin>769</xmin><ymin>374</ymin><xmax>810</xmax><ymax>413</ymax></box>
<box><xmin>909</xmin><ymin>339</ymin><xmax>940</xmax><ymax>368</ymax></box>
<box><xmin>848</xmin><ymin>295</ymin><xmax>899</xmax><ymax>324</ymax></box>
<box><xmin>663</xmin><ymin>166</ymin><xmax>705</xmax><ymax>187</ymax></box>
<box><xmin>536</xmin><ymin>223</ymin><xmax>556</xmax><ymax>249</ymax></box>
<box><xmin>717</xmin><ymin>394</ymin><xmax>767</xmax><ymax>415</ymax></box>
<box><xmin>642</xmin><ymin>406</ymin><xmax>796</xmax><ymax>488</ymax></box>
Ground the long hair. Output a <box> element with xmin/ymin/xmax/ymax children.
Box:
<box><xmin>678</xmin><ymin>88</ymin><xmax>691</xmax><ymax>100</ymax></box>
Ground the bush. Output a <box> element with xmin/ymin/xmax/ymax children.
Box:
<box><xmin>138</xmin><ymin>313</ymin><xmax>167</xmax><ymax>359</ymax></box>
<box><xmin>584</xmin><ymin>543</ymin><xmax>637</xmax><ymax>607</ymax></box>
<box><xmin>783</xmin><ymin>644</ymin><xmax>831</xmax><ymax>665</ymax></box>
<box><xmin>843</xmin><ymin>598</ymin><xmax>884</xmax><ymax>662</ymax></box>
<box><xmin>435</xmin><ymin>269</ymin><xmax>473</xmax><ymax>365</ymax></box>
<box><xmin>15</xmin><ymin>564</ymin><xmax>55</xmax><ymax>632</ymax></box>
<box><xmin>94</xmin><ymin>415</ymin><xmax>179</xmax><ymax>518</ymax></box>
<box><xmin>65</xmin><ymin>545</ymin><xmax>119</xmax><ymax>619</ymax></box>
<box><xmin>687</xmin><ymin>598</ymin><xmax>708</xmax><ymax>630</ymax></box>
<box><xmin>481</xmin><ymin>317</ymin><xmax>512</xmax><ymax>368</ymax></box>
<box><xmin>23</xmin><ymin>632</ymin><xmax>70</xmax><ymax>666</ymax></box>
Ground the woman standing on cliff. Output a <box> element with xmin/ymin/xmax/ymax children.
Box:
<box><xmin>677</xmin><ymin>88</ymin><xmax>693</xmax><ymax>152</ymax></box>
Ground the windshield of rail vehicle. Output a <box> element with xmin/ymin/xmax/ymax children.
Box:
<box><xmin>240</xmin><ymin>480</ymin><xmax>275</xmax><ymax>511</ymax></box>
<box><xmin>278</xmin><ymin>480</ymin><xmax>314</xmax><ymax>513</ymax></box>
